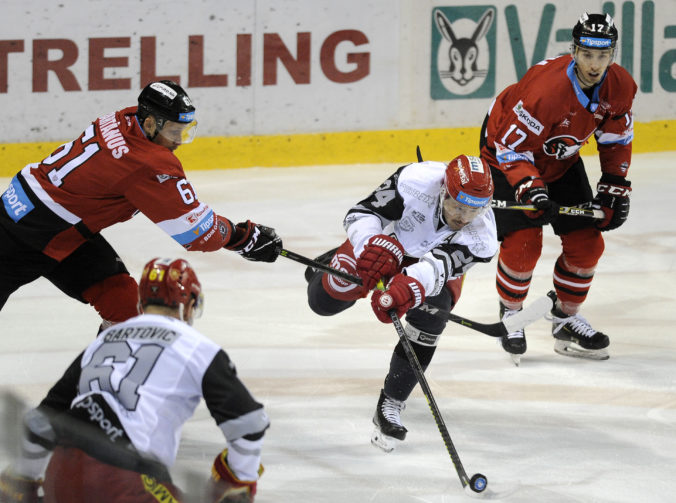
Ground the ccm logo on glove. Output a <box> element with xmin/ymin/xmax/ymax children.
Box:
<box><xmin>597</xmin><ymin>183</ymin><xmax>631</xmax><ymax>197</ymax></box>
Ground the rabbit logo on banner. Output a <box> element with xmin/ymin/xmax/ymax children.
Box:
<box><xmin>431</xmin><ymin>6</ymin><xmax>496</xmax><ymax>99</ymax></box>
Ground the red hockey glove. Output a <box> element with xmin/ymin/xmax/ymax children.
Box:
<box><xmin>371</xmin><ymin>274</ymin><xmax>425</xmax><ymax>323</ymax></box>
<box><xmin>514</xmin><ymin>176</ymin><xmax>559</xmax><ymax>225</ymax></box>
<box><xmin>592</xmin><ymin>174</ymin><xmax>631</xmax><ymax>231</ymax></box>
<box><xmin>0</xmin><ymin>469</ymin><xmax>41</xmax><ymax>503</ymax></box>
<box><xmin>207</xmin><ymin>449</ymin><xmax>263</xmax><ymax>503</ymax></box>
<box><xmin>356</xmin><ymin>235</ymin><xmax>405</xmax><ymax>292</ymax></box>
<box><xmin>225</xmin><ymin>221</ymin><xmax>282</xmax><ymax>262</ymax></box>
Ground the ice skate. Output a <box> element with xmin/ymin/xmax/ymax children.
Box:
<box><xmin>549</xmin><ymin>306</ymin><xmax>609</xmax><ymax>360</ymax></box>
<box><xmin>304</xmin><ymin>247</ymin><xmax>339</xmax><ymax>283</ymax></box>
<box><xmin>499</xmin><ymin>303</ymin><xmax>527</xmax><ymax>366</ymax></box>
<box><xmin>371</xmin><ymin>389</ymin><xmax>407</xmax><ymax>453</ymax></box>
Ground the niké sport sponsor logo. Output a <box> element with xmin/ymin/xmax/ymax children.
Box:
<box><xmin>2</xmin><ymin>177</ymin><xmax>34</xmax><ymax>222</ymax></box>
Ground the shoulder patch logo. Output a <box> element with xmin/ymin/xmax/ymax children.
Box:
<box><xmin>156</xmin><ymin>174</ymin><xmax>176</xmax><ymax>183</ymax></box>
<box><xmin>513</xmin><ymin>101</ymin><xmax>543</xmax><ymax>135</ymax></box>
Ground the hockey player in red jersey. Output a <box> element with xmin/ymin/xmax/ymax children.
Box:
<box><xmin>306</xmin><ymin>153</ymin><xmax>498</xmax><ymax>452</ymax></box>
<box><xmin>0</xmin><ymin>257</ymin><xmax>268</xmax><ymax>503</ymax></box>
<box><xmin>479</xmin><ymin>13</ymin><xmax>636</xmax><ymax>361</ymax></box>
<box><xmin>0</xmin><ymin>80</ymin><xmax>282</xmax><ymax>330</ymax></box>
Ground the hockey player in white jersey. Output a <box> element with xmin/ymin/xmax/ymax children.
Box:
<box><xmin>0</xmin><ymin>258</ymin><xmax>268</xmax><ymax>503</ymax></box>
<box><xmin>306</xmin><ymin>153</ymin><xmax>498</xmax><ymax>452</ymax></box>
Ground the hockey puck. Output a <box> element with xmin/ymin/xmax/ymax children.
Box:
<box><xmin>468</xmin><ymin>473</ymin><xmax>488</xmax><ymax>493</ymax></box>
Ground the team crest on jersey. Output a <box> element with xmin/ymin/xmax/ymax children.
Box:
<box><xmin>543</xmin><ymin>135</ymin><xmax>583</xmax><ymax>159</ymax></box>
<box><xmin>430</xmin><ymin>6</ymin><xmax>496</xmax><ymax>99</ymax></box>
<box><xmin>399</xmin><ymin>217</ymin><xmax>415</xmax><ymax>232</ymax></box>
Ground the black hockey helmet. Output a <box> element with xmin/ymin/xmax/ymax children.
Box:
<box><xmin>572</xmin><ymin>13</ymin><xmax>618</xmax><ymax>50</ymax></box>
<box><xmin>137</xmin><ymin>81</ymin><xmax>196</xmax><ymax>143</ymax></box>
<box><xmin>138</xmin><ymin>80</ymin><xmax>195</xmax><ymax>124</ymax></box>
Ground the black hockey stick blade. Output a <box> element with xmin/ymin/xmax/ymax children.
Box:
<box><xmin>491</xmin><ymin>200</ymin><xmax>605</xmax><ymax>219</ymax></box>
<box><xmin>447</xmin><ymin>291</ymin><xmax>556</xmax><ymax>338</ymax></box>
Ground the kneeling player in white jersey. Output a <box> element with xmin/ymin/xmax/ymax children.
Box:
<box><xmin>0</xmin><ymin>258</ymin><xmax>269</xmax><ymax>503</ymax></box>
<box><xmin>306</xmin><ymin>153</ymin><xmax>498</xmax><ymax>452</ymax></box>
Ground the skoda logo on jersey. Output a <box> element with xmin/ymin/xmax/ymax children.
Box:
<box><xmin>543</xmin><ymin>135</ymin><xmax>583</xmax><ymax>160</ymax></box>
<box><xmin>431</xmin><ymin>6</ymin><xmax>496</xmax><ymax>100</ymax></box>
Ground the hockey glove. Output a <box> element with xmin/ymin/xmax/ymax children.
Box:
<box><xmin>0</xmin><ymin>469</ymin><xmax>41</xmax><ymax>503</ymax></box>
<box><xmin>207</xmin><ymin>449</ymin><xmax>263</xmax><ymax>503</ymax></box>
<box><xmin>514</xmin><ymin>176</ymin><xmax>559</xmax><ymax>225</ymax></box>
<box><xmin>592</xmin><ymin>174</ymin><xmax>631</xmax><ymax>231</ymax></box>
<box><xmin>371</xmin><ymin>274</ymin><xmax>425</xmax><ymax>324</ymax></box>
<box><xmin>225</xmin><ymin>221</ymin><xmax>282</xmax><ymax>262</ymax></box>
<box><xmin>356</xmin><ymin>235</ymin><xmax>405</xmax><ymax>292</ymax></box>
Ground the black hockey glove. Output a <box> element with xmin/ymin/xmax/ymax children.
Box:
<box><xmin>225</xmin><ymin>221</ymin><xmax>282</xmax><ymax>262</ymax></box>
<box><xmin>514</xmin><ymin>176</ymin><xmax>559</xmax><ymax>225</ymax></box>
<box><xmin>592</xmin><ymin>173</ymin><xmax>631</xmax><ymax>231</ymax></box>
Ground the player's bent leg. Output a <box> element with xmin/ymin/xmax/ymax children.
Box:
<box><xmin>44</xmin><ymin>446</ymin><xmax>183</xmax><ymax>503</ymax></box>
<box><xmin>0</xmin><ymin>223</ymin><xmax>56</xmax><ymax>311</ymax></box>
<box><xmin>371</xmin><ymin>288</ymin><xmax>453</xmax><ymax>452</ymax></box>
<box><xmin>46</xmin><ymin>234</ymin><xmax>138</xmax><ymax>328</ymax></box>
<box><xmin>81</xmin><ymin>273</ymin><xmax>140</xmax><ymax>326</ymax></box>
<box><xmin>307</xmin><ymin>240</ymin><xmax>364</xmax><ymax>316</ymax></box>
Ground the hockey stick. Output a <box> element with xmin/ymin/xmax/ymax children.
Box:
<box><xmin>491</xmin><ymin>199</ymin><xmax>605</xmax><ymax>219</ymax></box>
<box><xmin>281</xmin><ymin>248</ymin><xmax>555</xmax><ymax>338</ymax></box>
<box><xmin>387</xmin><ymin>309</ymin><xmax>487</xmax><ymax>494</ymax></box>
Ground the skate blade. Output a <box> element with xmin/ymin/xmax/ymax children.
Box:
<box><xmin>510</xmin><ymin>354</ymin><xmax>521</xmax><ymax>366</ymax></box>
<box><xmin>371</xmin><ymin>427</ymin><xmax>401</xmax><ymax>453</ymax></box>
<box><xmin>554</xmin><ymin>340</ymin><xmax>609</xmax><ymax>360</ymax></box>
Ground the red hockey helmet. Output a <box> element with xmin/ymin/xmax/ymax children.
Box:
<box><xmin>442</xmin><ymin>155</ymin><xmax>493</xmax><ymax>230</ymax></box>
<box><xmin>138</xmin><ymin>257</ymin><xmax>203</xmax><ymax>320</ymax></box>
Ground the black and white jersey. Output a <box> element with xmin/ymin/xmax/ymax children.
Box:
<box><xmin>344</xmin><ymin>161</ymin><xmax>498</xmax><ymax>296</ymax></box>
<box><xmin>47</xmin><ymin>314</ymin><xmax>268</xmax><ymax>471</ymax></box>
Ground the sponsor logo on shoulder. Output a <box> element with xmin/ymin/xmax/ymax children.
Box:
<box><xmin>513</xmin><ymin>101</ymin><xmax>543</xmax><ymax>135</ymax></box>
<box><xmin>156</xmin><ymin>174</ymin><xmax>177</xmax><ymax>183</ymax></box>
<box><xmin>2</xmin><ymin>177</ymin><xmax>34</xmax><ymax>222</ymax></box>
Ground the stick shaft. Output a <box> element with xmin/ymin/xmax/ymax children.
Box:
<box><xmin>280</xmin><ymin>249</ymin><xmax>550</xmax><ymax>337</ymax></box>
<box><xmin>282</xmin><ymin>249</ymin><xmax>511</xmax><ymax>337</ymax></box>
<box><xmin>491</xmin><ymin>200</ymin><xmax>605</xmax><ymax>219</ymax></box>
<box><xmin>389</xmin><ymin>310</ymin><xmax>470</xmax><ymax>488</ymax></box>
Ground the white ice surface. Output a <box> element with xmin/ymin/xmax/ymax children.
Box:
<box><xmin>1</xmin><ymin>152</ymin><xmax>675</xmax><ymax>502</ymax></box>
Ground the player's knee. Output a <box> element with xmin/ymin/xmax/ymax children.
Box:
<box><xmin>404</xmin><ymin>288</ymin><xmax>453</xmax><ymax>339</ymax></box>
<box><xmin>82</xmin><ymin>273</ymin><xmax>139</xmax><ymax>324</ymax></box>
<box><xmin>562</xmin><ymin>228</ymin><xmax>605</xmax><ymax>268</ymax></box>
<box><xmin>500</xmin><ymin>227</ymin><xmax>543</xmax><ymax>271</ymax></box>
<box><xmin>307</xmin><ymin>274</ymin><xmax>355</xmax><ymax>316</ymax></box>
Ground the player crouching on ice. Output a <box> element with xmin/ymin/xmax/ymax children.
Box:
<box><xmin>0</xmin><ymin>258</ymin><xmax>268</xmax><ymax>503</ymax></box>
<box><xmin>305</xmin><ymin>153</ymin><xmax>498</xmax><ymax>452</ymax></box>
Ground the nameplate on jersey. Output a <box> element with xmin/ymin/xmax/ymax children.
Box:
<box><xmin>2</xmin><ymin>176</ymin><xmax>34</xmax><ymax>222</ymax></box>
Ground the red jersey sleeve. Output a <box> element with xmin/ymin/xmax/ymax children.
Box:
<box><xmin>594</xmin><ymin>65</ymin><xmax>637</xmax><ymax>178</ymax></box>
<box><xmin>122</xmin><ymin>157</ymin><xmax>235</xmax><ymax>252</ymax></box>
